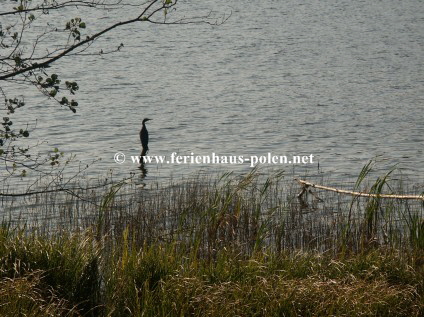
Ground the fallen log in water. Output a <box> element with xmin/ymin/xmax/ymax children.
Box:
<box><xmin>295</xmin><ymin>179</ymin><xmax>424</xmax><ymax>201</ymax></box>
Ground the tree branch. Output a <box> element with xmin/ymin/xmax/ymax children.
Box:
<box><xmin>0</xmin><ymin>16</ymin><xmax>141</xmax><ymax>80</ymax></box>
<box><xmin>0</xmin><ymin>0</ymin><xmax>146</xmax><ymax>16</ymax></box>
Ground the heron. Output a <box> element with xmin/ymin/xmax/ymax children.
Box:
<box><xmin>140</xmin><ymin>118</ymin><xmax>151</xmax><ymax>157</ymax></box>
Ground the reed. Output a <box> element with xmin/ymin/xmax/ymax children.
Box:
<box><xmin>1</xmin><ymin>164</ymin><xmax>424</xmax><ymax>316</ymax></box>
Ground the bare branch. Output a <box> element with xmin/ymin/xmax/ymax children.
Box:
<box><xmin>0</xmin><ymin>0</ymin><xmax>148</xmax><ymax>17</ymax></box>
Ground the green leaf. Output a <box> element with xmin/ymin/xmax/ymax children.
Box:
<box><xmin>14</xmin><ymin>56</ymin><xmax>21</xmax><ymax>66</ymax></box>
<box><xmin>60</xmin><ymin>97</ymin><xmax>69</xmax><ymax>105</ymax></box>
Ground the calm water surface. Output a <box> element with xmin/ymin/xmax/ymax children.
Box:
<box><xmin>5</xmin><ymin>0</ymin><xmax>424</xmax><ymax>186</ymax></box>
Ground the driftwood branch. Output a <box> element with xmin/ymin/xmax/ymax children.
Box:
<box><xmin>295</xmin><ymin>179</ymin><xmax>424</xmax><ymax>201</ymax></box>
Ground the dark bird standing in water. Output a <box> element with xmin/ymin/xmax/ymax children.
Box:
<box><xmin>140</xmin><ymin>118</ymin><xmax>151</xmax><ymax>157</ymax></box>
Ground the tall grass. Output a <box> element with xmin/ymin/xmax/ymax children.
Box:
<box><xmin>1</xmin><ymin>165</ymin><xmax>424</xmax><ymax>316</ymax></box>
<box><xmin>1</xmin><ymin>228</ymin><xmax>423</xmax><ymax>316</ymax></box>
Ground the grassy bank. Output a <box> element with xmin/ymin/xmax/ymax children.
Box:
<box><xmin>1</xmin><ymin>167</ymin><xmax>424</xmax><ymax>316</ymax></box>
<box><xmin>1</xmin><ymin>229</ymin><xmax>424</xmax><ymax>316</ymax></box>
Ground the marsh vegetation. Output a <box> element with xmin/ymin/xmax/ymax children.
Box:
<box><xmin>1</xmin><ymin>166</ymin><xmax>424</xmax><ymax>316</ymax></box>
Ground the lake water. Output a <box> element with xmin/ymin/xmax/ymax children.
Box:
<box><xmin>2</xmin><ymin>0</ymin><xmax>424</xmax><ymax>188</ymax></box>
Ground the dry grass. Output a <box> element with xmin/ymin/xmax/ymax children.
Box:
<box><xmin>1</xmin><ymin>165</ymin><xmax>424</xmax><ymax>316</ymax></box>
<box><xmin>162</xmin><ymin>275</ymin><xmax>420</xmax><ymax>317</ymax></box>
<box><xmin>0</xmin><ymin>270</ymin><xmax>80</xmax><ymax>317</ymax></box>
<box><xmin>1</xmin><ymin>228</ymin><xmax>424</xmax><ymax>316</ymax></box>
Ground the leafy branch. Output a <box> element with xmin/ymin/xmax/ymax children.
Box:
<box><xmin>0</xmin><ymin>0</ymin><xmax>228</xmax><ymax>182</ymax></box>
